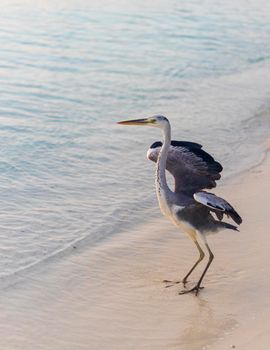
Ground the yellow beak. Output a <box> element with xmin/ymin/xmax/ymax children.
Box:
<box><xmin>117</xmin><ymin>118</ymin><xmax>150</xmax><ymax>125</ymax></box>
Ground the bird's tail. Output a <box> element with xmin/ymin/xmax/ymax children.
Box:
<box><xmin>226</xmin><ymin>209</ymin><xmax>242</xmax><ymax>225</ymax></box>
<box><xmin>217</xmin><ymin>221</ymin><xmax>239</xmax><ymax>232</ymax></box>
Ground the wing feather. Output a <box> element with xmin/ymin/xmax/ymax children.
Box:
<box><xmin>194</xmin><ymin>191</ymin><xmax>242</xmax><ymax>225</ymax></box>
<box><xmin>147</xmin><ymin>140</ymin><xmax>222</xmax><ymax>194</ymax></box>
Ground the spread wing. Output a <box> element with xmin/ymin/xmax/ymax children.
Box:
<box><xmin>194</xmin><ymin>191</ymin><xmax>242</xmax><ymax>225</ymax></box>
<box><xmin>147</xmin><ymin>140</ymin><xmax>223</xmax><ymax>194</ymax></box>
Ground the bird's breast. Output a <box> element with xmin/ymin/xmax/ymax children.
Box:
<box><xmin>171</xmin><ymin>206</ymin><xmax>197</xmax><ymax>240</ymax></box>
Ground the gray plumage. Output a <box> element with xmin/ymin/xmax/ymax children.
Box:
<box><xmin>147</xmin><ymin>140</ymin><xmax>242</xmax><ymax>229</ymax></box>
<box><xmin>147</xmin><ymin>140</ymin><xmax>222</xmax><ymax>194</ymax></box>
<box><xmin>118</xmin><ymin>116</ymin><xmax>242</xmax><ymax>295</ymax></box>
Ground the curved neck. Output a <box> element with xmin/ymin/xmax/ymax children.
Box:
<box><xmin>155</xmin><ymin>122</ymin><xmax>173</xmax><ymax>206</ymax></box>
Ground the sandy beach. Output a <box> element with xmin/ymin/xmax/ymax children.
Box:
<box><xmin>1</xmin><ymin>1</ymin><xmax>270</xmax><ymax>349</ymax></box>
<box><xmin>0</xmin><ymin>149</ymin><xmax>269</xmax><ymax>350</ymax></box>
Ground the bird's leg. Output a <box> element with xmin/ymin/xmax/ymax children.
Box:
<box><xmin>163</xmin><ymin>240</ymin><xmax>205</xmax><ymax>288</ymax></box>
<box><xmin>179</xmin><ymin>242</ymin><xmax>214</xmax><ymax>296</ymax></box>
<box><xmin>182</xmin><ymin>240</ymin><xmax>205</xmax><ymax>286</ymax></box>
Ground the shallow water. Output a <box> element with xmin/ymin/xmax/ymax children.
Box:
<box><xmin>0</xmin><ymin>0</ymin><xmax>270</xmax><ymax>283</ymax></box>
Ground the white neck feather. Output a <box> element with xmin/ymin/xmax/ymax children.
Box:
<box><xmin>155</xmin><ymin>122</ymin><xmax>173</xmax><ymax>215</ymax></box>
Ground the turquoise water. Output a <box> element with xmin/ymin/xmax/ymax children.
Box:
<box><xmin>0</xmin><ymin>0</ymin><xmax>270</xmax><ymax>281</ymax></box>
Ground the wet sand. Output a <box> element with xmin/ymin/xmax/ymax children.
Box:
<box><xmin>0</xmin><ymin>152</ymin><xmax>269</xmax><ymax>349</ymax></box>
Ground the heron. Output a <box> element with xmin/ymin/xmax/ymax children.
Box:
<box><xmin>118</xmin><ymin>115</ymin><xmax>242</xmax><ymax>295</ymax></box>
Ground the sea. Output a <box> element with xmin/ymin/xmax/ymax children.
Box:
<box><xmin>0</xmin><ymin>0</ymin><xmax>270</xmax><ymax>285</ymax></box>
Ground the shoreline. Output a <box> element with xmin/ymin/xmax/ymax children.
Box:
<box><xmin>0</xmin><ymin>152</ymin><xmax>269</xmax><ymax>349</ymax></box>
<box><xmin>1</xmin><ymin>138</ymin><xmax>269</xmax><ymax>291</ymax></box>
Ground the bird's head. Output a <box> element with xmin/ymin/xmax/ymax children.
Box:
<box><xmin>117</xmin><ymin>115</ymin><xmax>169</xmax><ymax>129</ymax></box>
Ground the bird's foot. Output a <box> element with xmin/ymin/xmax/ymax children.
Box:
<box><xmin>179</xmin><ymin>285</ymin><xmax>204</xmax><ymax>296</ymax></box>
<box><xmin>163</xmin><ymin>279</ymin><xmax>181</xmax><ymax>288</ymax></box>
<box><xmin>182</xmin><ymin>279</ymin><xmax>189</xmax><ymax>288</ymax></box>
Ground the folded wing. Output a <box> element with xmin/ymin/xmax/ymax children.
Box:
<box><xmin>194</xmin><ymin>191</ymin><xmax>242</xmax><ymax>225</ymax></box>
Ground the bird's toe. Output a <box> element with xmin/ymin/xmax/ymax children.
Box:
<box><xmin>163</xmin><ymin>280</ymin><xmax>181</xmax><ymax>288</ymax></box>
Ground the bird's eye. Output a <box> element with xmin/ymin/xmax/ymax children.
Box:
<box><xmin>155</xmin><ymin>115</ymin><xmax>167</xmax><ymax>122</ymax></box>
